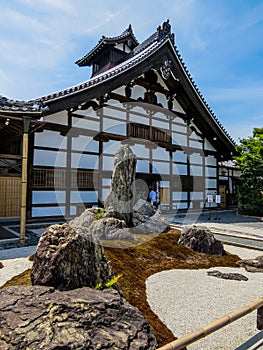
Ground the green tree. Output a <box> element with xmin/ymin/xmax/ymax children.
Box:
<box><xmin>234</xmin><ymin>128</ymin><xmax>263</xmax><ymax>216</ymax></box>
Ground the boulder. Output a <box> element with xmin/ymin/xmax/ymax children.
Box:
<box><xmin>131</xmin><ymin>212</ymin><xmax>170</xmax><ymax>234</ymax></box>
<box><xmin>0</xmin><ymin>286</ymin><xmax>157</xmax><ymax>350</ymax></box>
<box><xmin>178</xmin><ymin>225</ymin><xmax>225</xmax><ymax>256</ymax></box>
<box><xmin>31</xmin><ymin>223</ymin><xmax>114</xmax><ymax>290</ymax></box>
<box><xmin>104</xmin><ymin>145</ymin><xmax>137</xmax><ymax>226</ymax></box>
<box><xmin>89</xmin><ymin>217</ymin><xmax>134</xmax><ymax>240</ymax></box>
<box><xmin>133</xmin><ymin>199</ymin><xmax>155</xmax><ymax>217</ymax></box>
<box><xmin>207</xmin><ymin>270</ymin><xmax>248</xmax><ymax>281</ymax></box>
<box><xmin>69</xmin><ymin>207</ymin><xmax>98</xmax><ymax>228</ymax></box>
<box><xmin>237</xmin><ymin>255</ymin><xmax>263</xmax><ymax>272</ymax></box>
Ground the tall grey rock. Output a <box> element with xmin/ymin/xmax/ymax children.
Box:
<box><xmin>0</xmin><ymin>286</ymin><xmax>157</xmax><ymax>349</ymax></box>
<box><xmin>104</xmin><ymin>145</ymin><xmax>137</xmax><ymax>226</ymax></box>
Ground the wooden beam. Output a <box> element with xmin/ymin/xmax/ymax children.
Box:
<box><xmin>20</xmin><ymin>132</ymin><xmax>28</xmax><ymax>245</ymax></box>
<box><xmin>0</xmin><ymin>154</ymin><xmax>22</xmax><ymax>160</ymax></box>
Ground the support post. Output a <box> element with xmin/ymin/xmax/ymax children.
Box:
<box><xmin>20</xmin><ymin>116</ymin><xmax>31</xmax><ymax>245</ymax></box>
<box><xmin>257</xmin><ymin>306</ymin><xmax>263</xmax><ymax>330</ymax></box>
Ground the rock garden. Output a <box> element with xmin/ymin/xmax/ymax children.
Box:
<box><xmin>0</xmin><ymin>145</ymin><xmax>249</xmax><ymax>349</ymax></box>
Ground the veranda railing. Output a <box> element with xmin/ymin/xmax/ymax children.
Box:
<box><xmin>157</xmin><ymin>296</ymin><xmax>263</xmax><ymax>350</ymax></box>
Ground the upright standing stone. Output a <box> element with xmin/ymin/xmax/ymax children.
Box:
<box><xmin>104</xmin><ymin>145</ymin><xmax>137</xmax><ymax>226</ymax></box>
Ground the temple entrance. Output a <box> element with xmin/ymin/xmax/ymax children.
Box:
<box><xmin>134</xmin><ymin>175</ymin><xmax>171</xmax><ymax>211</ymax></box>
<box><xmin>219</xmin><ymin>185</ymin><xmax>227</xmax><ymax>209</ymax></box>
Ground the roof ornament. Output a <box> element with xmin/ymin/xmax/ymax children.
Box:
<box><xmin>160</xmin><ymin>59</ymin><xmax>172</xmax><ymax>80</ymax></box>
<box><xmin>157</xmin><ymin>20</ymin><xmax>175</xmax><ymax>45</ymax></box>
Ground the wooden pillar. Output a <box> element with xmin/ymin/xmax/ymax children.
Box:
<box><xmin>65</xmin><ymin>111</ymin><xmax>72</xmax><ymax>218</ymax></box>
<box><xmin>257</xmin><ymin>306</ymin><xmax>263</xmax><ymax>330</ymax></box>
<box><xmin>186</xmin><ymin>119</ymin><xmax>191</xmax><ymax>209</ymax></box>
<box><xmin>202</xmin><ymin>137</ymin><xmax>206</xmax><ymax>208</ymax></box>
<box><xmin>98</xmin><ymin>108</ymin><xmax>103</xmax><ymax>208</ymax></box>
<box><xmin>20</xmin><ymin>116</ymin><xmax>31</xmax><ymax>245</ymax></box>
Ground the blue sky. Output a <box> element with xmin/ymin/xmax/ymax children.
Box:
<box><xmin>0</xmin><ymin>0</ymin><xmax>263</xmax><ymax>143</ymax></box>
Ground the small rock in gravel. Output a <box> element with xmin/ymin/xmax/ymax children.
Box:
<box><xmin>207</xmin><ymin>270</ymin><xmax>248</xmax><ymax>281</ymax></box>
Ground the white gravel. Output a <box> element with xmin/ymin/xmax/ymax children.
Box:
<box><xmin>146</xmin><ymin>246</ymin><xmax>263</xmax><ymax>350</ymax></box>
<box><xmin>0</xmin><ymin>246</ymin><xmax>36</xmax><ymax>287</ymax></box>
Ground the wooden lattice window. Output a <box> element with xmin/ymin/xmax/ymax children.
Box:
<box><xmin>71</xmin><ymin>170</ymin><xmax>98</xmax><ymax>189</ymax></box>
<box><xmin>128</xmin><ymin>123</ymin><xmax>171</xmax><ymax>144</ymax></box>
<box><xmin>128</xmin><ymin>123</ymin><xmax>150</xmax><ymax>140</ymax></box>
<box><xmin>33</xmin><ymin>168</ymin><xmax>99</xmax><ymax>189</ymax></box>
<box><xmin>32</xmin><ymin>168</ymin><xmax>66</xmax><ymax>188</ymax></box>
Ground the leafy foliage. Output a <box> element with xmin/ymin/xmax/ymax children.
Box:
<box><xmin>95</xmin><ymin>208</ymin><xmax>104</xmax><ymax>220</ymax></box>
<box><xmin>234</xmin><ymin>128</ymin><xmax>263</xmax><ymax>215</ymax></box>
<box><xmin>95</xmin><ymin>274</ymin><xmax>122</xmax><ymax>290</ymax></box>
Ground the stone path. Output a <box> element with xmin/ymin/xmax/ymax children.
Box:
<box><xmin>168</xmin><ymin>209</ymin><xmax>262</xmax><ymax>235</ymax></box>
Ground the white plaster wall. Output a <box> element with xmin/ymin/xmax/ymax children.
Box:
<box><xmin>35</xmin><ymin>130</ymin><xmax>66</xmax><ymax>149</ymax></box>
<box><xmin>33</xmin><ymin>149</ymin><xmax>66</xmax><ymax>167</ymax></box>
<box><xmin>71</xmin><ymin>153</ymin><xmax>99</xmax><ymax>169</ymax></box>
<box><xmin>72</xmin><ymin>136</ymin><xmax>99</xmax><ymax>153</ymax></box>
<box><xmin>43</xmin><ymin>111</ymin><xmax>68</xmax><ymax>125</ymax></box>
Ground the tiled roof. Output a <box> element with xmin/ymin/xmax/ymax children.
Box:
<box><xmin>0</xmin><ymin>95</ymin><xmax>47</xmax><ymax>114</ymax></box>
<box><xmin>76</xmin><ymin>24</ymin><xmax>139</xmax><ymax>66</ymax></box>
<box><xmin>0</xmin><ymin>20</ymin><xmax>235</xmax><ymax>148</ymax></box>
<box><xmin>34</xmin><ymin>40</ymin><xmax>164</xmax><ymax>104</ymax></box>
<box><xmin>34</xmin><ymin>21</ymin><xmax>174</xmax><ymax>103</ymax></box>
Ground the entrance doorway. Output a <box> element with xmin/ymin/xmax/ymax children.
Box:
<box><xmin>219</xmin><ymin>185</ymin><xmax>227</xmax><ymax>209</ymax></box>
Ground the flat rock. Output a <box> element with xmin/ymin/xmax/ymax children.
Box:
<box><xmin>237</xmin><ymin>255</ymin><xmax>263</xmax><ymax>272</ymax></box>
<box><xmin>207</xmin><ymin>270</ymin><xmax>248</xmax><ymax>281</ymax></box>
<box><xmin>0</xmin><ymin>286</ymin><xmax>157</xmax><ymax>349</ymax></box>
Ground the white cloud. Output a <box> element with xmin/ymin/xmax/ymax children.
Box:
<box><xmin>18</xmin><ymin>0</ymin><xmax>76</xmax><ymax>15</ymax></box>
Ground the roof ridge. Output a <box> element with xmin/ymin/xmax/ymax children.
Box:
<box><xmin>75</xmin><ymin>25</ymin><xmax>139</xmax><ymax>67</ymax></box>
<box><xmin>34</xmin><ymin>40</ymin><xmax>163</xmax><ymax>103</ymax></box>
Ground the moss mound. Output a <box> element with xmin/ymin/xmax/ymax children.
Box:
<box><xmin>0</xmin><ymin>229</ymin><xmax>240</xmax><ymax>348</ymax></box>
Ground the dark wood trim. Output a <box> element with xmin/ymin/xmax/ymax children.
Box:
<box><xmin>34</xmin><ymin>146</ymin><xmax>67</xmax><ymax>152</ymax></box>
<box><xmin>98</xmin><ymin>107</ymin><xmax>103</xmax><ymax>207</ymax></box>
<box><xmin>27</xmin><ymin>132</ymin><xmax>35</xmax><ymax>220</ymax></box>
<box><xmin>65</xmin><ymin>111</ymin><xmax>72</xmax><ymax>217</ymax></box>
<box><xmin>0</xmin><ymin>154</ymin><xmax>22</xmax><ymax>160</ymax></box>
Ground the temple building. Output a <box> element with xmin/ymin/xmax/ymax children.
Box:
<box><xmin>0</xmin><ymin>20</ymin><xmax>237</xmax><ymax>221</ymax></box>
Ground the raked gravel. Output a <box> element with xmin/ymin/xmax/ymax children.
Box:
<box><xmin>146</xmin><ymin>246</ymin><xmax>263</xmax><ymax>350</ymax></box>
